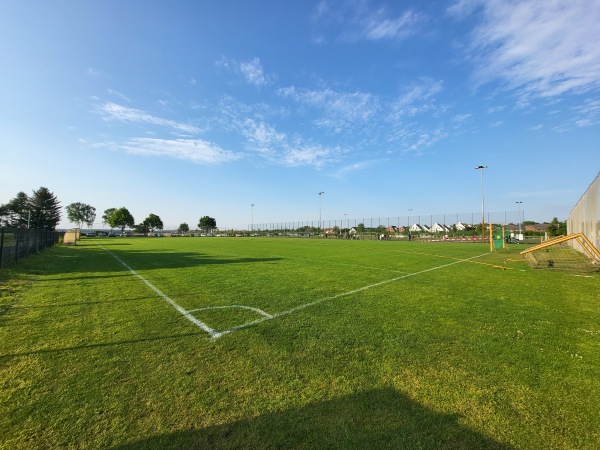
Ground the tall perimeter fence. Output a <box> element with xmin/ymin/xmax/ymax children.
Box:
<box><xmin>0</xmin><ymin>227</ymin><xmax>62</xmax><ymax>269</ymax></box>
<box><xmin>568</xmin><ymin>171</ymin><xmax>599</xmax><ymax>253</ymax></box>
<box><xmin>250</xmin><ymin>210</ymin><xmax>525</xmax><ymax>240</ymax></box>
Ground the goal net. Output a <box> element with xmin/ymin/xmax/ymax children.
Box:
<box><xmin>520</xmin><ymin>233</ymin><xmax>600</xmax><ymax>272</ymax></box>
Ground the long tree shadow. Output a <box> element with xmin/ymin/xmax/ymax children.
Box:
<box><xmin>111</xmin><ymin>387</ymin><xmax>512</xmax><ymax>449</ymax></box>
<box><xmin>8</xmin><ymin>245</ymin><xmax>283</xmax><ymax>276</ymax></box>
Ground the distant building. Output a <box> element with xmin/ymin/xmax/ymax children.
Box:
<box><xmin>430</xmin><ymin>223</ymin><xmax>451</xmax><ymax>233</ymax></box>
<box><xmin>525</xmin><ymin>223</ymin><xmax>548</xmax><ymax>232</ymax></box>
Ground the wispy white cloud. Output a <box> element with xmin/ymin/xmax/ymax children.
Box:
<box><xmin>86</xmin><ymin>67</ymin><xmax>103</xmax><ymax>77</ymax></box>
<box><xmin>486</xmin><ymin>105</ymin><xmax>505</xmax><ymax>114</ymax></box>
<box><xmin>575</xmin><ymin>119</ymin><xmax>594</xmax><ymax>127</ymax></box>
<box><xmin>329</xmin><ymin>159</ymin><xmax>384</xmax><ymax>179</ymax></box>
<box><xmin>454</xmin><ymin>0</ymin><xmax>600</xmax><ymax>98</ymax></box>
<box><xmin>240</xmin><ymin>117</ymin><xmax>342</xmax><ymax>168</ymax></box>
<box><xmin>106</xmin><ymin>89</ymin><xmax>131</xmax><ymax>103</ymax></box>
<box><xmin>242</xmin><ymin>118</ymin><xmax>287</xmax><ymax>153</ymax></box>
<box><xmin>283</xmin><ymin>144</ymin><xmax>342</xmax><ymax>168</ymax></box>
<box><xmin>573</xmin><ymin>98</ymin><xmax>600</xmax><ymax>126</ymax></box>
<box><xmin>216</xmin><ymin>56</ymin><xmax>273</xmax><ymax>86</ymax></box>
<box><xmin>312</xmin><ymin>1</ymin><xmax>423</xmax><ymax>42</ymax></box>
<box><xmin>278</xmin><ymin>86</ymin><xmax>380</xmax><ymax>133</ymax></box>
<box><xmin>388</xmin><ymin>79</ymin><xmax>445</xmax><ymax>120</ymax></box>
<box><xmin>452</xmin><ymin>113</ymin><xmax>471</xmax><ymax>123</ymax></box>
<box><xmin>98</xmin><ymin>102</ymin><xmax>201</xmax><ymax>135</ymax></box>
<box><xmin>116</xmin><ymin>138</ymin><xmax>239</xmax><ymax>165</ymax></box>
<box><xmin>363</xmin><ymin>9</ymin><xmax>421</xmax><ymax>40</ymax></box>
<box><xmin>239</xmin><ymin>58</ymin><xmax>270</xmax><ymax>86</ymax></box>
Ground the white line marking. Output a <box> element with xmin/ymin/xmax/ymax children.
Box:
<box><xmin>188</xmin><ymin>305</ymin><xmax>273</xmax><ymax>318</ymax></box>
<box><xmin>213</xmin><ymin>252</ymin><xmax>489</xmax><ymax>338</ymax></box>
<box><xmin>99</xmin><ymin>245</ymin><xmax>219</xmax><ymax>337</ymax></box>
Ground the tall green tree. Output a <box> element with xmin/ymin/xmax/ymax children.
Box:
<box><xmin>198</xmin><ymin>216</ymin><xmax>217</xmax><ymax>234</ymax></box>
<box><xmin>178</xmin><ymin>223</ymin><xmax>189</xmax><ymax>234</ymax></box>
<box><xmin>65</xmin><ymin>202</ymin><xmax>96</xmax><ymax>229</ymax></box>
<box><xmin>144</xmin><ymin>213</ymin><xmax>164</xmax><ymax>234</ymax></box>
<box><xmin>546</xmin><ymin>217</ymin><xmax>567</xmax><ymax>237</ymax></box>
<box><xmin>29</xmin><ymin>187</ymin><xmax>61</xmax><ymax>230</ymax></box>
<box><xmin>102</xmin><ymin>208</ymin><xmax>117</xmax><ymax>233</ymax></box>
<box><xmin>0</xmin><ymin>191</ymin><xmax>30</xmax><ymax>227</ymax></box>
<box><xmin>110</xmin><ymin>207</ymin><xmax>135</xmax><ymax>234</ymax></box>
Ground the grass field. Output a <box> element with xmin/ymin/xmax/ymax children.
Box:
<box><xmin>1</xmin><ymin>237</ymin><xmax>598</xmax><ymax>449</ymax></box>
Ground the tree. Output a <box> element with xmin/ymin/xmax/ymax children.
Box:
<box><xmin>133</xmin><ymin>222</ymin><xmax>149</xmax><ymax>234</ymax></box>
<box><xmin>65</xmin><ymin>202</ymin><xmax>96</xmax><ymax>229</ymax></box>
<box><xmin>198</xmin><ymin>216</ymin><xmax>217</xmax><ymax>234</ymax></box>
<box><xmin>178</xmin><ymin>223</ymin><xmax>189</xmax><ymax>234</ymax></box>
<box><xmin>546</xmin><ymin>217</ymin><xmax>567</xmax><ymax>237</ymax></box>
<box><xmin>102</xmin><ymin>208</ymin><xmax>117</xmax><ymax>233</ymax></box>
<box><xmin>144</xmin><ymin>213</ymin><xmax>163</xmax><ymax>234</ymax></box>
<box><xmin>0</xmin><ymin>191</ymin><xmax>30</xmax><ymax>227</ymax></box>
<box><xmin>110</xmin><ymin>207</ymin><xmax>135</xmax><ymax>234</ymax></box>
<box><xmin>29</xmin><ymin>187</ymin><xmax>61</xmax><ymax>230</ymax></box>
<box><xmin>357</xmin><ymin>223</ymin><xmax>365</xmax><ymax>233</ymax></box>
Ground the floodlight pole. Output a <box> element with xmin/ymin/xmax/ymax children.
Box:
<box><xmin>516</xmin><ymin>201</ymin><xmax>522</xmax><ymax>239</ymax></box>
<box><xmin>318</xmin><ymin>192</ymin><xmax>324</xmax><ymax>236</ymax></box>
<box><xmin>475</xmin><ymin>166</ymin><xmax>487</xmax><ymax>242</ymax></box>
<box><xmin>251</xmin><ymin>204</ymin><xmax>254</xmax><ymax>233</ymax></box>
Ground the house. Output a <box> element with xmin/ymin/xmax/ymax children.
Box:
<box><xmin>410</xmin><ymin>224</ymin><xmax>431</xmax><ymax>232</ymax></box>
<box><xmin>455</xmin><ymin>222</ymin><xmax>470</xmax><ymax>231</ymax></box>
<box><xmin>386</xmin><ymin>226</ymin><xmax>398</xmax><ymax>233</ymax></box>
<box><xmin>430</xmin><ymin>223</ymin><xmax>451</xmax><ymax>233</ymax></box>
<box><xmin>525</xmin><ymin>223</ymin><xmax>548</xmax><ymax>232</ymax></box>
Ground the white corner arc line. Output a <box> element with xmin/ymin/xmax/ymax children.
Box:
<box><xmin>188</xmin><ymin>305</ymin><xmax>273</xmax><ymax>319</ymax></box>
<box><xmin>99</xmin><ymin>245</ymin><xmax>218</xmax><ymax>337</ymax></box>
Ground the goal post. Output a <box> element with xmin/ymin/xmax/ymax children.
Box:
<box><xmin>520</xmin><ymin>233</ymin><xmax>600</xmax><ymax>272</ymax></box>
<box><xmin>63</xmin><ymin>228</ymin><xmax>80</xmax><ymax>245</ymax></box>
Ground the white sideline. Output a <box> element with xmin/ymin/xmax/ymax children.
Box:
<box><xmin>100</xmin><ymin>245</ymin><xmax>219</xmax><ymax>337</ymax></box>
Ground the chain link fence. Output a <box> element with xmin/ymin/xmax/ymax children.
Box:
<box><xmin>568</xmin><ymin>171</ymin><xmax>599</xmax><ymax>253</ymax></box>
<box><xmin>249</xmin><ymin>210</ymin><xmax>523</xmax><ymax>240</ymax></box>
<box><xmin>0</xmin><ymin>227</ymin><xmax>62</xmax><ymax>269</ymax></box>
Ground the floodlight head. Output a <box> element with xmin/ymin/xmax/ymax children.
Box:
<box><xmin>475</xmin><ymin>165</ymin><xmax>487</xmax><ymax>169</ymax></box>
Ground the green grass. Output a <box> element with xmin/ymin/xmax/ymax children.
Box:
<box><xmin>1</xmin><ymin>237</ymin><xmax>598</xmax><ymax>449</ymax></box>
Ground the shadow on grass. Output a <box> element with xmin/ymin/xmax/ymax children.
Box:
<box><xmin>111</xmin><ymin>387</ymin><xmax>512</xmax><ymax>450</ymax></box>
<box><xmin>0</xmin><ymin>332</ymin><xmax>205</xmax><ymax>359</ymax></box>
<box><xmin>6</xmin><ymin>245</ymin><xmax>283</xmax><ymax>276</ymax></box>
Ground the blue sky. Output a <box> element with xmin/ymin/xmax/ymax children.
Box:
<box><xmin>1</xmin><ymin>0</ymin><xmax>599</xmax><ymax>230</ymax></box>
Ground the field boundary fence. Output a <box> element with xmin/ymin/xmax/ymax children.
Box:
<box><xmin>0</xmin><ymin>227</ymin><xmax>62</xmax><ymax>269</ymax></box>
<box><xmin>568</xmin><ymin>171</ymin><xmax>599</xmax><ymax>254</ymax></box>
<box><xmin>249</xmin><ymin>210</ymin><xmax>525</xmax><ymax>241</ymax></box>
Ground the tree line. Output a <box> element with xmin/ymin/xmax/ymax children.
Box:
<box><xmin>0</xmin><ymin>187</ymin><xmax>217</xmax><ymax>234</ymax></box>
